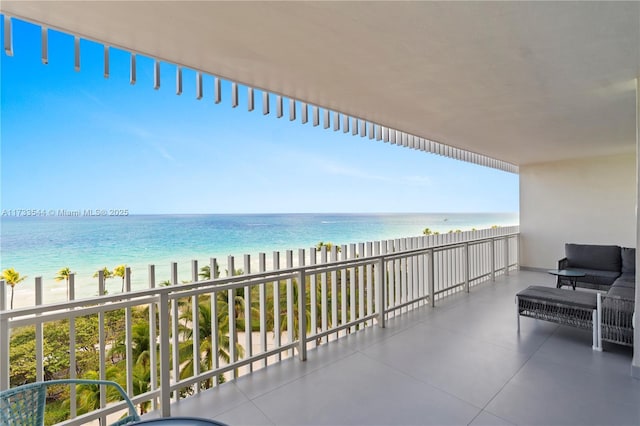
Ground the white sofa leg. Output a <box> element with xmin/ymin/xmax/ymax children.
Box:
<box><xmin>593</xmin><ymin>294</ymin><xmax>602</xmax><ymax>352</ymax></box>
<box><xmin>516</xmin><ymin>296</ymin><xmax>520</xmax><ymax>333</ymax></box>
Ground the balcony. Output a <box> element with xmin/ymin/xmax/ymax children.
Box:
<box><xmin>157</xmin><ymin>270</ymin><xmax>639</xmax><ymax>426</ymax></box>
<box><xmin>2</xmin><ymin>228</ymin><xmax>638</xmax><ymax>425</ymax></box>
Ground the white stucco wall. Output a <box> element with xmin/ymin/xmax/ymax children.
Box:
<box><xmin>520</xmin><ymin>153</ymin><xmax>636</xmax><ymax>269</ymax></box>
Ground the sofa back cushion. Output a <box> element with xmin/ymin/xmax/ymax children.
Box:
<box><xmin>621</xmin><ymin>247</ymin><xmax>636</xmax><ymax>273</ymax></box>
<box><xmin>565</xmin><ymin>244</ymin><xmax>621</xmax><ymax>272</ymax></box>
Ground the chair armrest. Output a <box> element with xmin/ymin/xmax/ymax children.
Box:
<box><xmin>558</xmin><ymin>257</ymin><xmax>569</xmax><ymax>269</ymax></box>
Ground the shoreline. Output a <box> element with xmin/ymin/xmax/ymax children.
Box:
<box><xmin>3</xmin><ymin>213</ymin><xmax>518</xmax><ymax>309</ymax></box>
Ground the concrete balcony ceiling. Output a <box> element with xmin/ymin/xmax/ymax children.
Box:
<box><xmin>2</xmin><ymin>1</ymin><xmax>638</xmax><ymax>166</ymax></box>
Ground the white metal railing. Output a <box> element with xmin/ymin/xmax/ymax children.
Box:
<box><xmin>0</xmin><ymin>227</ymin><xmax>518</xmax><ymax>424</ymax></box>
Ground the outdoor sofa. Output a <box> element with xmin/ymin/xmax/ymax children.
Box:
<box><xmin>517</xmin><ymin>243</ymin><xmax>635</xmax><ymax>349</ymax></box>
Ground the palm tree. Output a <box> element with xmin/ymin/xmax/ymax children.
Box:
<box><xmin>54</xmin><ymin>267</ymin><xmax>72</xmax><ymax>300</ymax></box>
<box><xmin>113</xmin><ymin>265</ymin><xmax>127</xmax><ymax>292</ymax></box>
<box><xmin>76</xmin><ymin>368</ymin><xmax>125</xmax><ymax>422</ymax></box>
<box><xmin>316</xmin><ymin>242</ymin><xmax>341</xmax><ymax>253</ymax></box>
<box><xmin>1</xmin><ymin>268</ymin><xmax>27</xmax><ymax>309</ymax></box>
<box><xmin>179</xmin><ymin>300</ymin><xmax>237</xmax><ymax>389</ymax></box>
<box><xmin>422</xmin><ymin>228</ymin><xmax>433</xmax><ymax>236</ymax></box>
<box><xmin>198</xmin><ymin>263</ymin><xmax>220</xmax><ymax>280</ymax></box>
<box><xmin>93</xmin><ymin>267</ymin><xmax>113</xmax><ymax>295</ymax></box>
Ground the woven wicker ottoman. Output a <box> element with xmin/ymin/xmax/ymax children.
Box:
<box><xmin>516</xmin><ymin>285</ymin><xmax>599</xmax><ymax>350</ymax></box>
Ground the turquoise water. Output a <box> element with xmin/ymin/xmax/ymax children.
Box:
<box><xmin>1</xmin><ymin>213</ymin><xmax>517</xmax><ymax>305</ymax></box>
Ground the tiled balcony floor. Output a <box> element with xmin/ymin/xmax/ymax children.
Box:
<box><xmin>147</xmin><ymin>271</ymin><xmax>639</xmax><ymax>425</ymax></box>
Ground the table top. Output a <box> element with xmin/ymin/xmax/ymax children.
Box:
<box><xmin>133</xmin><ymin>418</ymin><xmax>227</xmax><ymax>426</ymax></box>
<box><xmin>547</xmin><ymin>269</ymin><xmax>586</xmax><ymax>277</ymax></box>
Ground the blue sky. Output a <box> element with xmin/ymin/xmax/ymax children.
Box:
<box><xmin>1</xmin><ymin>18</ymin><xmax>519</xmax><ymax>215</ymax></box>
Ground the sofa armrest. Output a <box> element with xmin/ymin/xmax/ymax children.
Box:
<box><xmin>558</xmin><ymin>257</ymin><xmax>569</xmax><ymax>269</ymax></box>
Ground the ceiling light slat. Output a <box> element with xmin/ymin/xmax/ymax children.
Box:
<box><xmin>176</xmin><ymin>66</ymin><xmax>182</xmax><ymax>95</ymax></box>
<box><xmin>74</xmin><ymin>36</ymin><xmax>80</xmax><ymax>71</ymax></box>
<box><xmin>130</xmin><ymin>53</ymin><xmax>136</xmax><ymax>85</ymax></box>
<box><xmin>153</xmin><ymin>60</ymin><xmax>160</xmax><ymax>90</ymax></box>
<box><xmin>231</xmin><ymin>82</ymin><xmax>238</xmax><ymax>108</ymax></box>
<box><xmin>196</xmin><ymin>72</ymin><xmax>203</xmax><ymax>100</ymax></box>
<box><xmin>41</xmin><ymin>27</ymin><xmax>47</xmax><ymax>64</ymax></box>
<box><xmin>214</xmin><ymin>77</ymin><xmax>221</xmax><ymax>104</ymax></box>
<box><xmin>4</xmin><ymin>16</ymin><xmax>13</xmax><ymax>56</ymax></box>
<box><xmin>247</xmin><ymin>87</ymin><xmax>254</xmax><ymax>111</ymax></box>
<box><xmin>289</xmin><ymin>99</ymin><xmax>296</xmax><ymax>121</ymax></box>
<box><xmin>103</xmin><ymin>45</ymin><xmax>109</xmax><ymax>78</ymax></box>
<box><xmin>263</xmin><ymin>92</ymin><xmax>270</xmax><ymax>115</ymax></box>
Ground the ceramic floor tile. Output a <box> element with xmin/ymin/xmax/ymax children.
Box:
<box><xmin>252</xmin><ymin>352</ymin><xmax>479</xmax><ymax>425</ymax></box>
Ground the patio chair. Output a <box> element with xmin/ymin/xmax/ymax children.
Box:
<box><xmin>0</xmin><ymin>379</ymin><xmax>140</xmax><ymax>426</ymax></box>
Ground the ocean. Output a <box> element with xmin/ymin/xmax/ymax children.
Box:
<box><xmin>1</xmin><ymin>212</ymin><xmax>518</xmax><ymax>306</ymax></box>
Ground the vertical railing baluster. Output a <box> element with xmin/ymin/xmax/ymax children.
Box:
<box><xmin>394</xmin><ymin>239</ymin><xmax>401</xmax><ymax>313</ymax></box>
<box><xmin>340</xmin><ymin>244</ymin><xmax>348</xmax><ymax>334</ymax></box>
<box><xmin>286</xmin><ymin>250</ymin><xmax>294</xmax><ymax>356</ymax></box>
<box><xmin>428</xmin><ymin>250</ymin><xmax>435</xmax><ymax>307</ymax></box>
<box><xmin>320</xmin><ymin>246</ymin><xmax>328</xmax><ymax>341</ymax></box>
<box><xmin>98</xmin><ymin>270</ymin><xmax>107</xmax><ymax>425</ymax></box>
<box><xmin>0</xmin><ymin>280</ymin><xmax>7</xmax><ymax>392</ymax></box>
<box><xmin>309</xmin><ymin>248</ymin><xmax>318</xmax><ymax>346</ymax></box>
<box><xmin>491</xmin><ymin>238</ymin><xmax>496</xmax><ymax>281</ymax></box>
<box><xmin>68</xmin><ymin>273</ymin><xmax>77</xmax><ymax>418</ymax></box>
<box><xmin>504</xmin><ymin>236</ymin><xmax>510</xmax><ymax>276</ymax></box>
<box><xmin>399</xmin><ymin>239</ymin><xmax>407</xmax><ymax>311</ymax></box>
<box><xmin>408</xmin><ymin>239</ymin><xmax>415</xmax><ymax>306</ymax></box>
<box><xmin>381</xmin><ymin>241</ymin><xmax>391</xmax><ymax>309</ymax></box>
<box><xmin>125</xmin><ymin>268</ymin><xmax>134</xmax><ymax>398</ymax></box>
<box><xmin>412</xmin><ymin>238</ymin><xmax>419</xmax><ymax>305</ymax></box>
<box><xmin>273</xmin><ymin>251</ymin><xmax>281</xmax><ymax>361</ymax></box>
<box><xmin>170</xmin><ymin>262</ymin><xmax>180</xmax><ymax>400</ymax></box>
<box><xmin>330</xmin><ymin>246</ymin><xmax>338</xmax><ymax>338</ymax></box>
<box><xmin>191</xmin><ymin>260</ymin><xmax>201</xmax><ymax>391</ymax></box>
<box><xmin>149</xmin><ymin>265</ymin><xmax>159</xmax><ymax>410</ymax></box>
<box><xmin>244</xmin><ymin>254</ymin><xmax>252</xmax><ymax>371</ymax></box>
<box><xmin>227</xmin><ymin>256</ymin><xmax>237</xmax><ymax>377</ymax></box>
<box><xmin>298</xmin><ymin>249</ymin><xmax>307</xmax><ymax>360</ymax></box>
<box><xmin>386</xmin><ymin>241</ymin><xmax>395</xmax><ymax>314</ymax></box>
<box><xmin>159</xmin><ymin>291</ymin><xmax>171</xmax><ymax>417</ymax></box>
<box><xmin>375</xmin><ymin>242</ymin><xmax>385</xmax><ymax>328</ymax></box>
<box><xmin>349</xmin><ymin>244</ymin><xmax>356</xmax><ymax>332</ymax></box>
<box><xmin>358</xmin><ymin>243</ymin><xmax>365</xmax><ymax>324</ymax></box>
<box><xmin>465</xmin><ymin>243</ymin><xmax>470</xmax><ymax>293</ymax></box>
<box><xmin>366</xmin><ymin>242</ymin><xmax>373</xmax><ymax>324</ymax></box>
<box><xmin>35</xmin><ymin>277</ymin><xmax>43</xmax><ymax>382</ymax></box>
<box><xmin>210</xmin><ymin>258</ymin><xmax>220</xmax><ymax>386</ymax></box>
<box><xmin>418</xmin><ymin>240</ymin><xmax>426</xmax><ymax>305</ymax></box>
<box><xmin>259</xmin><ymin>253</ymin><xmax>267</xmax><ymax>367</ymax></box>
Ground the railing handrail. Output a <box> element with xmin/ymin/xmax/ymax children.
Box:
<box><xmin>0</xmin><ymin>232</ymin><xmax>518</xmax><ymax>321</ymax></box>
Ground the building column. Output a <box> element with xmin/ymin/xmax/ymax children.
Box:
<box><xmin>634</xmin><ymin>77</ymin><xmax>640</xmax><ymax>379</ymax></box>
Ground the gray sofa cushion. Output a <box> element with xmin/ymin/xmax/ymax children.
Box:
<box><xmin>517</xmin><ymin>286</ymin><xmax>597</xmax><ymax>309</ymax></box>
<box><xmin>564</xmin><ymin>268</ymin><xmax>620</xmax><ymax>286</ymax></box>
<box><xmin>606</xmin><ymin>285</ymin><xmax>636</xmax><ymax>301</ymax></box>
<box><xmin>565</xmin><ymin>243</ymin><xmax>621</xmax><ymax>272</ymax></box>
<box><xmin>613</xmin><ymin>273</ymin><xmax>635</xmax><ymax>289</ymax></box>
<box><xmin>621</xmin><ymin>247</ymin><xmax>635</xmax><ymax>273</ymax></box>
